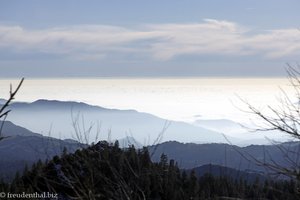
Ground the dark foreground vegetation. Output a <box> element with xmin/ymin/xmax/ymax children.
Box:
<box><xmin>0</xmin><ymin>141</ymin><xmax>298</xmax><ymax>200</ymax></box>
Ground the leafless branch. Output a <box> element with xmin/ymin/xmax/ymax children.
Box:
<box><xmin>0</xmin><ymin>78</ymin><xmax>24</xmax><ymax>140</ymax></box>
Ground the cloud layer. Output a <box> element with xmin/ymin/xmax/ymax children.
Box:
<box><xmin>0</xmin><ymin>19</ymin><xmax>299</xmax><ymax>61</ymax></box>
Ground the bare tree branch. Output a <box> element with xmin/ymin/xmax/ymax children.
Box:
<box><xmin>0</xmin><ymin>78</ymin><xmax>24</xmax><ymax>140</ymax></box>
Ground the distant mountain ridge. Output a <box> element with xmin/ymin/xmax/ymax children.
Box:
<box><xmin>0</xmin><ymin>120</ymin><xmax>295</xmax><ymax>182</ymax></box>
<box><xmin>7</xmin><ymin>99</ymin><xmax>235</xmax><ymax>144</ymax></box>
<box><xmin>189</xmin><ymin>164</ymin><xmax>267</xmax><ymax>183</ymax></box>
<box><xmin>193</xmin><ymin>118</ymin><xmax>288</xmax><ymax>145</ymax></box>
<box><xmin>11</xmin><ymin>99</ymin><xmax>135</xmax><ymax>112</ymax></box>
<box><xmin>149</xmin><ymin>141</ymin><xmax>299</xmax><ymax>173</ymax></box>
<box><xmin>193</xmin><ymin>119</ymin><xmax>245</xmax><ymax>134</ymax></box>
<box><xmin>0</xmin><ymin>120</ymin><xmax>42</xmax><ymax>137</ymax></box>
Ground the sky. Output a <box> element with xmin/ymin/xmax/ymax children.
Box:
<box><xmin>0</xmin><ymin>0</ymin><xmax>300</xmax><ymax>78</ymax></box>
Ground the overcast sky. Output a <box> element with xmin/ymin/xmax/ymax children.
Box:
<box><xmin>0</xmin><ymin>0</ymin><xmax>300</xmax><ymax>78</ymax></box>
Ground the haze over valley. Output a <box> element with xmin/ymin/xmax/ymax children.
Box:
<box><xmin>0</xmin><ymin>78</ymin><xmax>293</xmax><ymax>145</ymax></box>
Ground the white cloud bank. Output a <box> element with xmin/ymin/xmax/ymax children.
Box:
<box><xmin>0</xmin><ymin>19</ymin><xmax>299</xmax><ymax>61</ymax></box>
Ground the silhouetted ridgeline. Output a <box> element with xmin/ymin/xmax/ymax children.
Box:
<box><xmin>1</xmin><ymin>120</ymin><xmax>299</xmax><ymax>183</ymax></box>
<box><xmin>0</xmin><ymin>121</ymin><xmax>82</xmax><ymax>180</ymax></box>
<box><xmin>149</xmin><ymin>141</ymin><xmax>300</xmax><ymax>173</ymax></box>
<box><xmin>0</xmin><ymin>120</ymin><xmax>299</xmax><ymax>199</ymax></box>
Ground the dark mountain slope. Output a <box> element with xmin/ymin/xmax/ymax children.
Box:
<box><xmin>149</xmin><ymin>141</ymin><xmax>299</xmax><ymax>173</ymax></box>
<box><xmin>2</xmin><ymin>141</ymin><xmax>297</xmax><ymax>200</ymax></box>
<box><xmin>189</xmin><ymin>164</ymin><xmax>267</xmax><ymax>183</ymax></box>
<box><xmin>0</xmin><ymin>121</ymin><xmax>81</xmax><ymax>180</ymax></box>
<box><xmin>0</xmin><ymin>120</ymin><xmax>42</xmax><ymax>137</ymax></box>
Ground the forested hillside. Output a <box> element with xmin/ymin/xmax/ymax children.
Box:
<box><xmin>1</xmin><ymin>141</ymin><xmax>298</xmax><ymax>200</ymax></box>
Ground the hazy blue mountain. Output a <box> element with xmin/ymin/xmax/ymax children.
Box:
<box><xmin>0</xmin><ymin>98</ymin><xmax>6</xmax><ymax>105</ymax></box>
<box><xmin>0</xmin><ymin>121</ymin><xmax>82</xmax><ymax>180</ymax></box>
<box><xmin>7</xmin><ymin>99</ymin><xmax>235</xmax><ymax>144</ymax></box>
<box><xmin>150</xmin><ymin>141</ymin><xmax>299</xmax><ymax>174</ymax></box>
<box><xmin>193</xmin><ymin>118</ymin><xmax>286</xmax><ymax>146</ymax></box>
<box><xmin>0</xmin><ymin>120</ymin><xmax>42</xmax><ymax>137</ymax></box>
<box><xmin>117</xmin><ymin>136</ymin><xmax>143</xmax><ymax>148</ymax></box>
<box><xmin>193</xmin><ymin>119</ymin><xmax>245</xmax><ymax>134</ymax></box>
